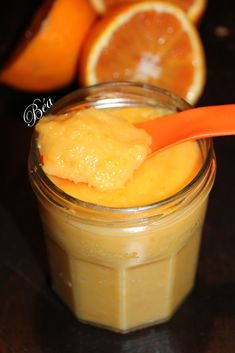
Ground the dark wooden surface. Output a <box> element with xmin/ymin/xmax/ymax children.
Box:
<box><xmin>0</xmin><ymin>0</ymin><xmax>235</xmax><ymax>352</ymax></box>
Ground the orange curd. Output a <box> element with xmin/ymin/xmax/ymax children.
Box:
<box><xmin>36</xmin><ymin>106</ymin><xmax>202</xmax><ymax>207</ymax></box>
<box><xmin>29</xmin><ymin>84</ymin><xmax>216</xmax><ymax>333</ymax></box>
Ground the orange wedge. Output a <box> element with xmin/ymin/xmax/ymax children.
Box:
<box><xmin>79</xmin><ymin>1</ymin><xmax>206</xmax><ymax>105</ymax></box>
<box><xmin>89</xmin><ymin>0</ymin><xmax>207</xmax><ymax>23</ymax></box>
<box><xmin>0</xmin><ymin>0</ymin><xmax>96</xmax><ymax>92</ymax></box>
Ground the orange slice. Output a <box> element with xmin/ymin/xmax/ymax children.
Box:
<box><xmin>90</xmin><ymin>0</ymin><xmax>207</xmax><ymax>23</ymax></box>
<box><xmin>79</xmin><ymin>1</ymin><xmax>206</xmax><ymax>105</ymax></box>
<box><xmin>0</xmin><ymin>0</ymin><xmax>96</xmax><ymax>92</ymax></box>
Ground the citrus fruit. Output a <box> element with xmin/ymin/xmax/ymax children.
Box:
<box><xmin>0</xmin><ymin>0</ymin><xmax>96</xmax><ymax>92</ymax></box>
<box><xmin>79</xmin><ymin>1</ymin><xmax>206</xmax><ymax>105</ymax></box>
<box><xmin>89</xmin><ymin>0</ymin><xmax>207</xmax><ymax>23</ymax></box>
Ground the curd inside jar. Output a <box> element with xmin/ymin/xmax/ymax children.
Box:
<box><xmin>29</xmin><ymin>83</ymin><xmax>216</xmax><ymax>333</ymax></box>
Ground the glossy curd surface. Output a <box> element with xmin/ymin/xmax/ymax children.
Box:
<box><xmin>36</xmin><ymin>106</ymin><xmax>202</xmax><ymax>207</ymax></box>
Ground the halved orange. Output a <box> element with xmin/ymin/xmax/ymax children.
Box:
<box><xmin>79</xmin><ymin>1</ymin><xmax>206</xmax><ymax>105</ymax></box>
<box><xmin>0</xmin><ymin>0</ymin><xmax>96</xmax><ymax>92</ymax></box>
<box><xmin>89</xmin><ymin>0</ymin><xmax>207</xmax><ymax>23</ymax></box>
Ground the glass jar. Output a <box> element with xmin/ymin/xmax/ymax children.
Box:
<box><xmin>28</xmin><ymin>82</ymin><xmax>216</xmax><ymax>333</ymax></box>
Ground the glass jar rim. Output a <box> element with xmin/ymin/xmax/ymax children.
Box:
<box><xmin>29</xmin><ymin>82</ymin><xmax>215</xmax><ymax>217</ymax></box>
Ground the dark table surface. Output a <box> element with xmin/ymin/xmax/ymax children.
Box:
<box><xmin>0</xmin><ymin>0</ymin><xmax>235</xmax><ymax>352</ymax></box>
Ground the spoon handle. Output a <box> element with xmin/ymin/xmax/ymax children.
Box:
<box><xmin>136</xmin><ymin>104</ymin><xmax>235</xmax><ymax>152</ymax></box>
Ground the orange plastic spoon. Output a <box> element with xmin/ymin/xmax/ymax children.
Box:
<box><xmin>136</xmin><ymin>105</ymin><xmax>235</xmax><ymax>152</ymax></box>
